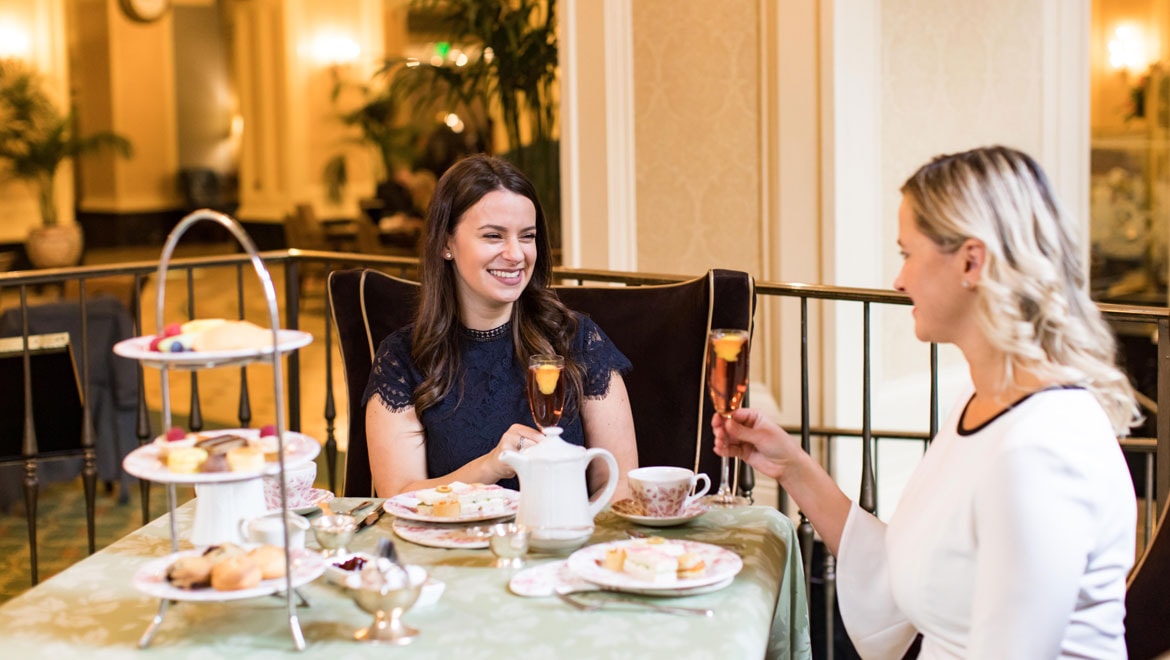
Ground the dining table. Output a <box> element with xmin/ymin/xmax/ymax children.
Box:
<box><xmin>0</xmin><ymin>497</ymin><xmax>811</xmax><ymax>659</ymax></box>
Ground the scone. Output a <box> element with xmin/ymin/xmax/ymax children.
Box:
<box><xmin>247</xmin><ymin>545</ymin><xmax>287</xmax><ymax>580</ymax></box>
<box><xmin>166</xmin><ymin>555</ymin><xmax>213</xmax><ymax>589</ymax></box>
<box><xmin>210</xmin><ymin>555</ymin><xmax>262</xmax><ymax>591</ymax></box>
<box><xmin>202</xmin><ymin>542</ymin><xmax>247</xmax><ymax>565</ymax></box>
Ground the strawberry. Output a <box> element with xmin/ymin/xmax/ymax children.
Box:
<box><xmin>148</xmin><ymin>335</ymin><xmax>165</xmax><ymax>352</ymax></box>
<box><xmin>165</xmin><ymin>427</ymin><xmax>186</xmax><ymax>442</ymax></box>
<box><xmin>260</xmin><ymin>424</ymin><xmax>278</xmax><ymax>437</ymax></box>
<box><xmin>163</xmin><ymin>322</ymin><xmax>182</xmax><ymax>337</ymax></box>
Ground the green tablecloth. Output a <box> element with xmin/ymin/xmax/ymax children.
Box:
<box><xmin>0</xmin><ymin>499</ymin><xmax>810</xmax><ymax>659</ymax></box>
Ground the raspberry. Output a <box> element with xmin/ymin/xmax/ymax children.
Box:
<box><xmin>163</xmin><ymin>323</ymin><xmax>182</xmax><ymax>337</ymax></box>
<box><xmin>165</xmin><ymin>427</ymin><xmax>186</xmax><ymax>442</ymax></box>
<box><xmin>260</xmin><ymin>424</ymin><xmax>278</xmax><ymax>437</ymax></box>
<box><xmin>148</xmin><ymin>335</ymin><xmax>165</xmax><ymax>352</ymax></box>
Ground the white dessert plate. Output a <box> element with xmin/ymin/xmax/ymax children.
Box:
<box><xmin>132</xmin><ymin>547</ymin><xmax>326</xmax><ymax>602</ymax></box>
<box><xmin>391</xmin><ymin>519</ymin><xmax>489</xmax><ymax>549</ymax></box>
<box><xmin>114</xmin><ymin>329</ymin><xmax>313</xmax><ymax>369</ymax></box>
<box><xmin>323</xmin><ymin>553</ymin><xmax>445</xmax><ymax>607</ymax></box>
<box><xmin>122</xmin><ymin>429</ymin><xmax>320</xmax><ymax>485</ymax></box>
<box><xmin>511</xmin><ymin>559</ymin><xmax>734</xmax><ymax>598</ymax></box>
<box><xmin>611</xmin><ymin>499</ymin><xmax>709</xmax><ymax>527</ymax></box>
<box><xmin>383</xmin><ymin>486</ymin><xmax>519</xmax><ymax>524</ymax></box>
<box><xmin>567</xmin><ymin>539</ymin><xmax>742</xmax><ymax>593</ymax></box>
<box><xmin>268</xmin><ymin>488</ymin><xmax>333</xmax><ymax>515</ymax></box>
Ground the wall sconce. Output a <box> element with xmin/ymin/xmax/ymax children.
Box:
<box><xmin>1108</xmin><ymin>23</ymin><xmax>1148</xmax><ymax>77</ymax></box>
<box><xmin>0</xmin><ymin>21</ymin><xmax>31</xmax><ymax>60</ymax></box>
<box><xmin>309</xmin><ymin>33</ymin><xmax>361</xmax><ymax>71</ymax></box>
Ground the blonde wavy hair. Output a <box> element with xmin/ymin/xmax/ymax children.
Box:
<box><xmin>901</xmin><ymin>145</ymin><xmax>1140</xmax><ymax>436</ymax></box>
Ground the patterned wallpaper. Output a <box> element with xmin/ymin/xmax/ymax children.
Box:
<box><xmin>630</xmin><ymin>0</ymin><xmax>762</xmax><ymax>278</ymax></box>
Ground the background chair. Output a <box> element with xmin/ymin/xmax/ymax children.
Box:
<box><xmin>1127</xmin><ymin>506</ymin><xmax>1170</xmax><ymax>659</ymax></box>
<box><xmin>0</xmin><ymin>296</ymin><xmax>138</xmax><ymax>503</ymax></box>
<box><xmin>329</xmin><ymin>268</ymin><xmax>756</xmax><ymax>498</ymax></box>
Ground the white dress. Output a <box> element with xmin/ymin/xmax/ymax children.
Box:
<box><xmin>836</xmin><ymin>387</ymin><xmax>1135</xmax><ymax>659</ymax></box>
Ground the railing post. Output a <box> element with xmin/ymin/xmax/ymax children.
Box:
<box><xmin>18</xmin><ymin>286</ymin><xmax>39</xmax><ymax>585</ymax></box>
<box><xmin>323</xmin><ymin>264</ymin><xmax>338</xmax><ymax>494</ymax></box>
<box><xmin>134</xmin><ymin>272</ymin><xmax>152</xmax><ymax>526</ymax></box>
<box><xmin>78</xmin><ymin>283</ymin><xmax>97</xmax><ymax>555</ymax></box>
<box><xmin>1158</xmin><ymin>317</ymin><xmax>1169</xmax><ymax>520</ymax></box>
<box><xmin>860</xmin><ymin>303</ymin><xmax>875</xmax><ymax>514</ymax></box>
<box><xmin>284</xmin><ymin>259</ymin><xmax>302</xmax><ymax>433</ymax></box>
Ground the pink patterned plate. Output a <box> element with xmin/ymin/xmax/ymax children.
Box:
<box><xmin>511</xmin><ymin>559</ymin><xmax>735</xmax><ymax>598</ymax></box>
<box><xmin>611</xmin><ymin>498</ymin><xmax>709</xmax><ymax>527</ymax></box>
<box><xmin>392</xmin><ymin>518</ymin><xmax>489</xmax><ymax>549</ymax></box>
<box><xmin>567</xmin><ymin>539</ymin><xmax>741</xmax><ymax>592</ymax></box>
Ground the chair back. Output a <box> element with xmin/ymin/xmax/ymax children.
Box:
<box><xmin>1127</xmin><ymin>506</ymin><xmax>1170</xmax><ymax>659</ymax></box>
<box><xmin>328</xmin><ymin>268</ymin><xmax>756</xmax><ymax>496</ymax></box>
<box><xmin>328</xmin><ymin>269</ymin><xmax>420</xmax><ymax>496</ymax></box>
<box><xmin>555</xmin><ymin>270</ymin><xmax>756</xmax><ymax>482</ymax></box>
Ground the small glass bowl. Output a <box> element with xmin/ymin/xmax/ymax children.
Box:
<box><xmin>311</xmin><ymin>514</ymin><xmax>358</xmax><ymax>557</ymax></box>
<box><xmin>486</xmin><ymin>522</ymin><xmax>530</xmax><ymax>568</ymax></box>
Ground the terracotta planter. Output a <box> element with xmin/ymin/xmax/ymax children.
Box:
<box><xmin>26</xmin><ymin>224</ymin><xmax>84</xmax><ymax>269</ymax></box>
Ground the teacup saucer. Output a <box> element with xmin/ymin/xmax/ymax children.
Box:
<box><xmin>610</xmin><ymin>498</ymin><xmax>708</xmax><ymax>527</ymax></box>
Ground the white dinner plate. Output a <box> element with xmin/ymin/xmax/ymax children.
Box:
<box><xmin>392</xmin><ymin>519</ymin><xmax>489</xmax><ymax>549</ymax></box>
<box><xmin>132</xmin><ymin>547</ymin><xmax>326</xmax><ymax>602</ymax></box>
<box><xmin>113</xmin><ymin>329</ymin><xmax>313</xmax><ymax>369</ymax></box>
<box><xmin>610</xmin><ymin>498</ymin><xmax>709</xmax><ymax>527</ymax></box>
<box><xmin>383</xmin><ymin>486</ymin><xmax>519</xmax><ymax>524</ymax></box>
<box><xmin>567</xmin><ymin>539</ymin><xmax>742</xmax><ymax>593</ymax></box>
<box><xmin>511</xmin><ymin>559</ymin><xmax>734</xmax><ymax>598</ymax></box>
<box><xmin>122</xmin><ymin>429</ymin><xmax>320</xmax><ymax>485</ymax></box>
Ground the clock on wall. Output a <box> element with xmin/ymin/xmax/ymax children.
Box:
<box><xmin>118</xmin><ymin>0</ymin><xmax>171</xmax><ymax>23</ymax></box>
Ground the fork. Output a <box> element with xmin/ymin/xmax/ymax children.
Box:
<box><xmin>555</xmin><ymin>589</ymin><xmax>713</xmax><ymax>617</ymax></box>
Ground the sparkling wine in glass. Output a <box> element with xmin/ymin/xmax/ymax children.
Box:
<box><xmin>527</xmin><ymin>354</ymin><xmax>565</xmax><ymax>436</ymax></box>
<box><xmin>704</xmin><ymin>328</ymin><xmax>751</xmax><ymax>507</ymax></box>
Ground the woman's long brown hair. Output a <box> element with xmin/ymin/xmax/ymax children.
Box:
<box><xmin>412</xmin><ymin>154</ymin><xmax>585</xmax><ymax>419</ymax></box>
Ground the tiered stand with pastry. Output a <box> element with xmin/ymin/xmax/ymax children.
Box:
<box><xmin>114</xmin><ymin>210</ymin><xmax>324</xmax><ymax>651</ymax></box>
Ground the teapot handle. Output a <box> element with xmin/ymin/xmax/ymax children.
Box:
<box><xmin>584</xmin><ymin>448</ymin><xmax>619</xmax><ymax>518</ymax></box>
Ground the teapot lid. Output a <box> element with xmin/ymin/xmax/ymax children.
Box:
<box><xmin>521</xmin><ymin>429</ymin><xmax>583</xmax><ymax>461</ymax></box>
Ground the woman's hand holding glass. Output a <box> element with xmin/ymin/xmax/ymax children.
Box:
<box><xmin>712</xmin><ymin>408</ymin><xmax>803</xmax><ymax>483</ymax></box>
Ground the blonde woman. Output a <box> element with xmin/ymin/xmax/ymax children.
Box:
<box><xmin>715</xmin><ymin>146</ymin><xmax>1139</xmax><ymax>658</ymax></box>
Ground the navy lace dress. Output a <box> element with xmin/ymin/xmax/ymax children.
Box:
<box><xmin>362</xmin><ymin>315</ymin><xmax>631</xmax><ymax>491</ymax></box>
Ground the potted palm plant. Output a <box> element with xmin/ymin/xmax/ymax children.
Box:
<box><xmin>0</xmin><ymin>59</ymin><xmax>132</xmax><ymax>268</ymax></box>
<box><xmin>325</xmin><ymin>0</ymin><xmax>561</xmax><ymax>248</ymax></box>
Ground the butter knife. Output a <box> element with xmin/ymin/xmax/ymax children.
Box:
<box><xmin>355</xmin><ymin>506</ymin><xmax>386</xmax><ymax>532</ymax></box>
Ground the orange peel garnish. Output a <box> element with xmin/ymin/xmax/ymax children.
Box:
<box><xmin>534</xmin><ymin>364</ymin><xmax>561</xmax><ymax>395</ymax></box>
<box><xmin>712</xmin><ymin>335</ymin><xmax>745</xmax><ymax>362</ymax></box>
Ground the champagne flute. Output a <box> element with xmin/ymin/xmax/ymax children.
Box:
<box><xmin>703</xmin><ymin>328</ymin><xmax>751</xmax><ymax>507</ymax></box>
<box><xmin>527</xmin><ymin>354</ymin><xmax>565</xmax><ymax>439</ymax></box>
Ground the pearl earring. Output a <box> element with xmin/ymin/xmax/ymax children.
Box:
<box><xmin>961</xmin><ymin>280</ymin><xmax>970</xmax><ymax>289</ymax></box>
<box><xmin>444</xmin><ymin>252</ymin><xmax>452</xmax><ymax>259</ymax></box>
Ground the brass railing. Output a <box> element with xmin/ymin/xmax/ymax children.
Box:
<box><xmin>2</xmin><ymin>250</ymin><xmax>1166</xmax><ymax>647</ymax></box>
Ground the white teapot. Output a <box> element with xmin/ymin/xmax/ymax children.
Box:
<box><xmin>499</xmin><ymin>428</ymin><xmax>618</xmax><ymax>552</ymax></box>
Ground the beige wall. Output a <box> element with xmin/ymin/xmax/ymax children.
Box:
<box><xmin>629</xmin><ymin>0</ymin><xmax>764</xmax><ymax>278</ymax></box>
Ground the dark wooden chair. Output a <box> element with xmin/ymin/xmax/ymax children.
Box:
<box><xmin>328</xmin><ymin>268</ymin><xmax>756</xmax><ymax>497</ymax></box>
<box><xmin>1127</xmin><ymin>506</ymin><xmax>1170</xmax><ymax>659</ymax></box>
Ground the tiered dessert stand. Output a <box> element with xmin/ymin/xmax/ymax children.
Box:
<box><xmin>116</xmin><ymin>210</ymin><xmax>324</xmax><ymax>650</ymax></box>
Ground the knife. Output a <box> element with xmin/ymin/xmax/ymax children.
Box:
<box><xmin>355</xmin><ymin>506</ymin><xmax>386</xmax><ymax>532</ymax></box>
